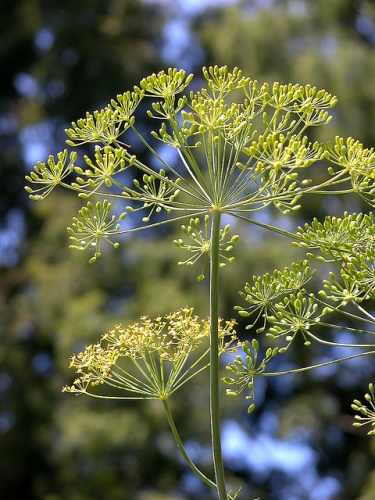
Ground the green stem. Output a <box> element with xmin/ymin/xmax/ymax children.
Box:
<box><xmin>210</xmin><ymin>210</ymin><xmax>227</xmax><ymax>500</ymax></box>
<box><xmin>161</xmin><ymin>399</ymin><xmax>217</xmax><ymax>491</ymax></box>
<box><xmin>261</xmin><ymin>349</ymin><xmax>375</xmax><ymax>377</ymax></box>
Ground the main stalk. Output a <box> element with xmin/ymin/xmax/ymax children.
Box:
<box><xmin>210</xmin><ymin>210</ymin><xmax>227</xmax><ymax>500</ymax></box>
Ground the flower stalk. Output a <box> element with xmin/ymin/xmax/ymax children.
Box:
<box><xmin>162</xmin><ymin>398</ymin><xmax>217</xmax><ymax>491</ymax></box>
<box><xmin>209</xmin><ymin>210</ymin><xmax>227</xmax><ymax>499</ymax></box>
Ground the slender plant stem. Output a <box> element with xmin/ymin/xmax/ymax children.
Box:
<box><xmin>261</xmin><ymin>349</ymin><xmax>375</xmax><ymax>377</ymax></box>
<box><xmin>161</xmin><ymin>399</ymin><xmax>217</xmax><ymax>491</ymax></box>
<box><xmin>210</xmin><ymin>210</ymin><xmax>227</xmax><ymax>500</ymax></box>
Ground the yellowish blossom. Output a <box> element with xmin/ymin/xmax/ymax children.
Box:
<box><xmin>63</xmin><ymin>308</ymin><xmax>237</xmax><ymax>400</ymax></box>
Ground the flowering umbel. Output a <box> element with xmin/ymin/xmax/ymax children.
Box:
<box><xmin>25</xmin><ymin>66</ymin><xmax>375</xmax><ymax>499</ymax></box>
<box><xmin>352</xmin><ymin>383</ymin><xmax>375</xmax><ymax>435</ymax></box>
<box><xmin>64</xmin><ymin>308</ymin><xmax>237</xmax><ymax>400</ymax></box>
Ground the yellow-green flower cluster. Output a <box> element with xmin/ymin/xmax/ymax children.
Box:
<box><xmin>352</xmin><ymin>383</ymin><xmax>375</xmax><ymax>435</ymax></box>
<box><xmin>64</xmin><ymin>308</ymin><xmax>237</xmax><ymax>400</ymax></box>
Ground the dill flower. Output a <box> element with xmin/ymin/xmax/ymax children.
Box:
<box><xmin>352</xmin><ymin>383</ymin><xmax>375</xmax><ymax>435</ymax></box>
<box><xmin>64</xmin><ymin>307</ymin><xmax>237</xmax><ymax>400</ymax></box>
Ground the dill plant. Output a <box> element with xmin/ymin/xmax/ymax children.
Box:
<box><xmin>26</xmin><ymin>66</ymin><xmax>375</xmax><ymax>499</ymax></box>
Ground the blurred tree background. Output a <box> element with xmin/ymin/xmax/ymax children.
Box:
<box><xmin>2</xmin><ymin>0</ymin><xmax>375</xmax><ymax>498</ymax></box>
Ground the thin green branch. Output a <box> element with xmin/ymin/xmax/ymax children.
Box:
<box><xmin>229</xmin><ymin>212</ymin><xmax>298</xmax><ymax>239</ymax></box>
<box><xmin>261</xmin><ymin>350</ymin><xmax>375</xmax><ymax>377</ymax></box>
<box><xmin>306</xmin><ymin>329</ymin><xmax>375</xmax><ymax>348</ymax></box>
<box><xmin>162</xmin><ymin>398</ymin><xmax>217</xmax><ymax>491</ymax></box>
<box><xmin>114</xmin><ymin>211</ymin><xmax>207</xmax><ymax>236</ymax></box>
<box><xmin>167</xmin><ymin>348</ymin><xmax>211</xmax><ymax>394</ymax></box>
<box><xmin>130</xmin><ymin>123</ymin><xmax>211</xmax><ymax>204</ymax></box>
<box><xmin>311</xmin><ymin>294</ymin><xmax>375</xmax><ymax>328</ymax></box>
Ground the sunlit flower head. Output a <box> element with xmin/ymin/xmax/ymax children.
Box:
<box><xmin>64</xmin><ymin>307</ymin><xmax>237</xmax><ymax>400</ymax></box>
